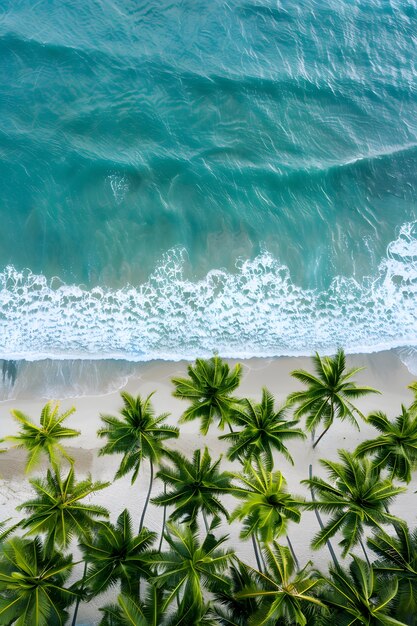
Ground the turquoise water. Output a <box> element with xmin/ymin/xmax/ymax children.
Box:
<box><xmin>1</xmin><ymin>0</ymin><xmax>417</xmax><ymax>360</ymax></box>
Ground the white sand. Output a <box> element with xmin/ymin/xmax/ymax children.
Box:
<box><xmin>0</xmin><ymin>350</ymin><xmax>415</xmax><ymax>624</ymax></box>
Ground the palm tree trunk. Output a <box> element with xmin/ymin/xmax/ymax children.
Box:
<box><xmin>313</xmin><ymin>401</ymin><xmax>333</xmax><ymax>449</ymax></box>
<box><xmin>252</xmin><ymin>534</ymin><xmax>263</xmax><ymax>572</ymax></box>
<box><xmin>256</xmin><ymin>532</ymin><xmax>267</xmax><ymax>572</ymax></box>
<box><xmin>158</xmin><ymin>482</ymin><xmax>167</xmax><ymax>552</ymax></box>
<box><xmin>309</xmin><ymin>464</ymin><xmax>339</xmax><ymax>567</ymax></box>
<box><xmin>312</xmin><ymin>424</ymin><xmax>332</xmax><ymax>449</ymax></box>
<box><xmin>202</xmin><ymin>510</ymin><xmax>209</xmax><ymax>533</ymax></box>
<box><xmin>71</xmin><ymin>560</ymin><xmax>88</xmax><ymax>626</ymax></box>
<box><xmin>286</xmin><ymin>535</ymin><xmax>299</xmax><ymax>571</ymax></box>
<box><xmin>359</xmin><ymin>537</ymin><xmax>371</xmax><ymax>566</ymax></box>
<box><xmin>139</xmin><ymin>458</ymin><xmax>154</xmax><ymax>533</ymax></box>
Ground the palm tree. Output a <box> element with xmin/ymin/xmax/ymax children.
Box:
<box><xmin>97</xmin><ymin>391</ymin><xmax>179</xmax><ymax>531</ymax></box>
<box><xmin>80</xmin><ymin>509</ymin><xmax>156</xmax><ymax>597</ymax></box>
<box><xmin>17</xmin><ymin>465</ymin><xmax>109</xmax><ymax>549</ymax></box>
<box><xmin>100</xmin><ymin>593</ymin><xmax>154</xmax><ymax>626</ymax></box>
<box><xmin>408</xmin><ymin>381</ymin><xmax>417</xmax><ymax>412</ymax></box>
<box><xmin>17</xmin><ymin>466</ymin><xmax>109</xmax><ymax>626</ymax></box>
<box><xmin>2</xmin><ymin>402</ymin><xmax>80</xmax><ymax>472</ymax></box>
<box><xmin>0</xmin><ymin>536</ymin><xmax>76</xmax><ymax>626</ymax></box>
<box><xmin>368</xmin><ymin>524</ymin><xmax>417</xmax><ymax>625</ymax></box>
<box><xmin>321</xmin><ymin>555</ymin><xmax>407</xmax><ymax>625</ymax></box>
<box><xmin>355</xmin><ymin>406</ymin><xmax>417</xmax><ymax>483</ymax></box>
<box><xmin>146</xmin><ymin>520</ymin><xmax>234</xmax><ymax>614</ymax></box>
<box><xmin>220</xmin><ymin>387</ymin><xmax>306</xmax><ymax>469</ymax></box>
<box><xmin>99</xmin><ymin>590</ymin><xmax>164</xmax><ymax>626</ymax></box>
<box><xmin>211</xmin><ymin>561</ymin><xmax>260</xmax><ymax>626</ymax></box>
<box><xmin>172</xmin><ymin>356</ymin><xmax>242</xmax><ymax>434</ymax></box>
<box><xmin>229</xmin><ymin>460</ymin><xmax>303</xmax><ymax>570</ymax></box>
<box><xmin>235</xmin><ymin>542</ymin><xmax>324</xmax><ymax>626</ymax></box>
<box><xmin>151</xmin><ymin>447</ymin><xmax>232</xmax><ymax>532</ymax></box>
<box><xmin>288</xmin><ymin>349</ymin><xmax>378</xmax><ymax>448</ymax></box>
<box><xmin>99</xmin><ymin>590</ymin><xmax>215</xmax><ymax>626</ymax></box>
<box><xmin>302</xmin><ymin>450</ymin><xmax>406</xmax><ymax>558</ymax></box>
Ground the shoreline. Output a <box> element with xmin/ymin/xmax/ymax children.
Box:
<box><xmin>0</xmin><ymin>346</ymin><xmax>416</xmax><ymax>403</ymax></box>
<box><xmin>0</xmin><ymin>350</ymin><xmax>416</xmax><ymax>624</ymax></box>
<box><xmin>0</xmin><ymin>350</ymin><xmax>415</xmax><ymax>450</ymax></box>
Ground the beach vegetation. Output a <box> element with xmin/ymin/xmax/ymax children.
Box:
<box><xmin>220</xmin><ymin>386</ymin><xmax>306</xmax><ymax>469</ymax></box>
<box><xmin>303</xmin><ymin>450</ymin><xmax>406</xmax><ymax>558</ymax></box>
<box><xmin>151</xmin><ymin>447</ymin><xmax>232</xmax><ymax>532</ymax></box>
<box><xmin>145</xmin><ymin>520</ymin><xmax>234</xmax><ymax>615</ymax></box>
<box><xmin>172</xmin><ymin>355</ymin><xmax>242</xmax><ymax>434</ymax></box>
<box><xmin>321</xmin><ymin>555</ymin><xmax>404</xmax><ymax>626</ymax></box>
<box><xmin>229</xmin><ymin>459</ymin><xmax>303</xmax><ymax>572</ymax></box>
<box><xmin>2</xmin><ymin>402</ymin><xmax>80</xmax><ymax>473</ymax></box>
<box><xmin>288</xmin><ymin>348</ymin><xmax>378</xmax><ymax>448</ymax></box>
<box><xmin>97</xmin><ymin>391</ymin><xmax>179</xmax><ymax>532</ymax></box>
<box><xmin>0</xmin><ymin>536</ymin><xmax>76</xmax><ymax>625</ymax></box>
<box><xmin>355</xmin><ymin>406</ymin><xmax>417</xmax><ymax>483</ymax></box>
<box><xmin>0</xmin><ymin>352</ymin><xmax>416</xmax><ymax>625</ymax></box>
<box><xmin>368</xmin><ymin>523</ymin><xmax>417</xmax><ymax>624</ymax></box>
<box><xmin>234</xmin><ymin>542</ymin><xmax>324</xmax><ymax>625</ymax></box>
<box><xmin>80</xmin><ymin>509</ymin><xmax>156</xmax><ymax>597</ymax></box>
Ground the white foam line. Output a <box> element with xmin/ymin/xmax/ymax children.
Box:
<box><xmin>0</xmin><ymin>222</ymin><xmax>416</xmax><ymax>362</ymax></box>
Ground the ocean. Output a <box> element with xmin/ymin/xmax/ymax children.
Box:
<box><xmin>1</xmin><ymin>0</ymin><xmax>417</xmax><ymax>371</ymax></box>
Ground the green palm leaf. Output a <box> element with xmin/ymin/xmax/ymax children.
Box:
<box><xmin>302</xmin><ymin>450</ymin><xmax>406</xmax><ymax>557</ymax></box>
<box><xmin>322</xmin><ymin>555</ymin><xmax>407</xmax><ymax>625</ymax></box>
<box><xmin>0</xmin><ymin>536</ymin><xmax>76</xmax><ymax>626</ymax></box>
<box><xmin>2</xmin><ymin>402</ymin><xmax>80</xmax><ymax>472</ymax></box>
<box><xmin>152</xmin><ymin>447</ymin><xmax>232</xmax><ymax>531</ymax></box>
<box><xmin>98</xmin><ymin>391</ymin><xmax>179</xmax><ymax>531</ymax></box>
<box><xmin>145</xmin><ymin>521</ymin><xmax>234</xmax><ymax>613</ymax></box>
<box><xmin>80</xmin><ymin>509</ymin><xmax>156</xmax><ymax>597</ymax></box>
<box><xmin>235</xmin><ymin>542</ymin><xmax>324</xmax><ymax>626</ymax></box>
<box><xmin>368</xmin><ymin>524</ymin><xmax>417</xmax><ymax>624</ymax></box>
<box><xmin>220</xmin><ymin>387</ymin><xmax>306</xmax><ymax>469</ymax></box>
<box><xmin>17</xmin><ymin>466</ymin><xmax>109</xmax><ymax>548</ymax></box>
<box><xmin>355</xmin><ymin>407</ymin><xmax>417</xmax><ymax>482</ymax></box>
<box><xmin>230</xmin><ymin>460</ymin><xmax>303</xmax><ymax>543</ymax></box>
<box><xmin>288</xmin><ymin>349</ymin><xmax>379</xmax><ymax>448</ymax></box>
<box><xmin>172</xmin><ymin>356</ymin><xmax>242</xmax><ymax>434</ymax></box>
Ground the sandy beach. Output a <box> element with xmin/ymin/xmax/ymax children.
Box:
<box><xmin>0</xmin><ymin>350</ymin><xmax>416</xmax><ymax>624</ymax></box>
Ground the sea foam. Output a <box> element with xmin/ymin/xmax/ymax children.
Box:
<box><xmin>0</xmin><ymin>222</ymin><xmax>416</xmax><ymax>362</ymax></box>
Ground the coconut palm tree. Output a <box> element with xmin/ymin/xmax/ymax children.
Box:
<box><xmin>17</xmin><ymin>465</ymin><xmax>109</xmax><ymax>549</ymax></box>
<box><xmin>146</xmin><ymin>520</ymin><xmax>234</xmax><ymax>614</ymax></box>
<box><xmin>368</xmin><ymin>524</ymin><xmax>417</xmax><ymax>625</ymax></box>
<box><xmin>288</xmin><ymin>349</ymin><xmax>378</xmax><ymax>448</ymax></box>
<box><xmin>235</xmin><ymin>542</ymin><xmax>324</xmax><ymax>626</ymax></box>
<box><xmin>408</xmin><ymin>381</ymin><xmax>417</xmax><ymax>412</ymax></box>
<box><xmin>99</xmin><ymin>590</ymin><xmax>215</xmax><ymax>626</ymax></box>
<box><xmin>321</xmin><ymin>555</ymin><xmax>407</xmax><ymax>625</ymax></box>
<box><xmin>211</xmin><ymin>561</ymin><xmax>260</xmax><ymax>626</ymax></box>
<box><xmin>99</xmin><ymin>593</ymin><xmax>154</xmax><ymax>626</ymax></box>
<box><xmin>230</xmin><ymin>460</ymin><xmax>303</xmax><ymax>570</ymax></box>
<box><xmin>230</xmin><ymin>462</ymin><xmax>303</xmax><ymax>542</ymax></box>
<box><xmin>80</xmin><ymin>509</ymin><xmax>156</xmax><ymax>598</ymax></box>
<box><xmin>0</xmin><ymin>536</ymin><xmax>76</xmax><ymax>626</ymax></box>
<box><xmin>172</xmin><ymin>356</ymin><xmax>242</xmax><ymax>434</ymax></box>
<box><xmin>97</xmin><ymin>391</ymin><xmax>179</xmax><ymax>532</ymax></box>
<box><xmin>99</xmin><ymin>590</ymin><xmax>164</xmax><ymax>626</ymax></box>
<box><xmin>220</xmin><ymin>387</ymin><xmax>306</xmax><ymax>469</ymax></box>
<box><xmin>355</xmin><ymin>406</ymin><xmax>417</xmax><ymax>483</ymax></box>
<box><xmin>2</xmin><ymin>402</ymin><xmax>80</xmax><ymax>472</ymax></box>
<box><xmin>151</xmin><ymin>447</ymin><xmax>232</xmax><ymax>532</ymax></box>
<box><xmin>302</xmin><ymin>450</ymin><xmax>406</xmax><ymax>558</ymax></box>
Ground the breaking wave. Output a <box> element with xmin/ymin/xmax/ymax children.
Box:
<box><xmin>0</xmin><ymin>222</ymin><xmax>416</xmax><ymax>362</ymax></box>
